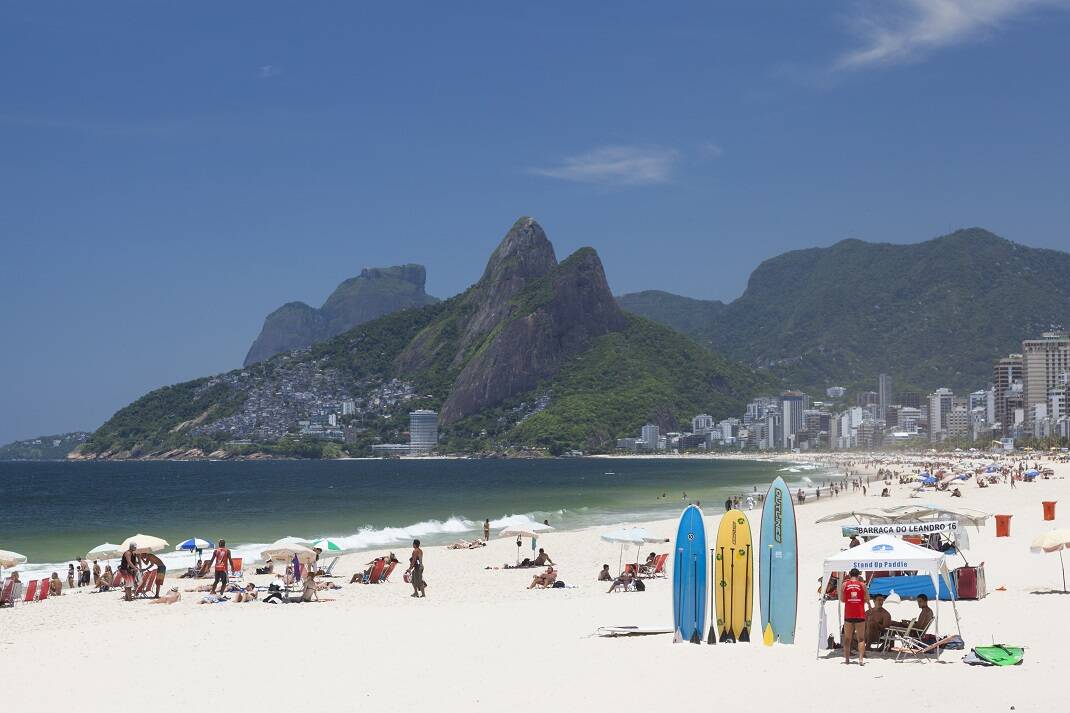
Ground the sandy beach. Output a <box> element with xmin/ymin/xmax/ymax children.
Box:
<box><xmin>4</xmin><ymin>453</ymin><xmax>1068</xmax><ymax>712</ymax></box>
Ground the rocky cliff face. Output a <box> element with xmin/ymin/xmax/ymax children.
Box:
<box><xmin>395</xmin><ymin>217</ymin><xmax>627</xmax><ymax>424</ymax></box>
<box><xmin>244</xmin><ymin>264</ymin><xmax>438</xmax><ymax>366</ymax></box>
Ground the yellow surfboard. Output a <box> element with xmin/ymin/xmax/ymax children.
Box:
<box><xmin>714</xmin><ymin>509</ymin><xmax>754</xmax><ymax>643</ymax></box>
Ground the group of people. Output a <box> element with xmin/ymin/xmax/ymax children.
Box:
<box><xmin>840</xmin><ymin>568</ymin><xmax>935</xmax><ymax>665</ymax></box>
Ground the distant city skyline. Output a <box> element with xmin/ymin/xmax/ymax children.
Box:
<box><xmin>4</xmin><ymin>2</ymin><xmax>1070</xmax><ymax>443</ymax></box>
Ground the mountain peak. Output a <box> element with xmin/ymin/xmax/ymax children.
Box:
<box><xmin>358</xmin><ymin>264</ymin><xmax>427</xmax><ymax>288</ymax></box>
<box><xmin>480</xmin><ymin>217</ymin><xmax>557</xmax><ymax>286</ymax></box>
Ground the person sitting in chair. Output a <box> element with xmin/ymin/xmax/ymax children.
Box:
<box><xmin>892</xmin><ymin>594</ymin><xmax>933</xmax><ymax>632</ymax></box>
<box><xmin>865</xmin><ymin>594</ymin><xmax>892</xmax><ymax>648</ymax></box>
<box><xmin>607</xmin><ymin>570</ymin><xmax>635</xmax><ymax>593</ymax></box>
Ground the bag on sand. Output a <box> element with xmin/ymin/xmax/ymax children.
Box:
<box><xmin>634</xmin><ymin>579</ymin><xmax>646</xmax><ymax>592</ymax></box>
<box><xmin>553</xmin><ymin>580</ymin><xmax>565</xmax><ymax>588</ymax></box>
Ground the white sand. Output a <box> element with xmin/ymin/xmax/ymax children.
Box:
<box><xmin>4</xmin><ymin>455</ymin><xmax>1068</xmax><ymax>712</ymax></box>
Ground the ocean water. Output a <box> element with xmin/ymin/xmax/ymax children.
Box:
<box><xmin>0</xmin><ymin>457</ymin><xmax>829</xmax><ymax>577</ymax></box>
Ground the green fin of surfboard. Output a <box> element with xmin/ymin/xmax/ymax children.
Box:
<box><xmin>763</xmin><ymin>622</ymin><xmax>775</xmax><ymax>646</ymax></box>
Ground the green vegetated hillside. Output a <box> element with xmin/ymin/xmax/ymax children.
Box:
<box><xmin>619</xmin><ymin>228</ymin><xmax>1070</xmax><ymax>395</ymax></box>
<box><xmin>82</xmin><ymin>218</ymin><xmax>774</xmax><ymax>458</ymax></box>
<box><xmin>0</xmin><ymin>432</ymin><xmax>90</xmax><ymax>460</ymax></box>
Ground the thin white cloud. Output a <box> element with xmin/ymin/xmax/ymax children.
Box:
<box><xmin>835</xmin><ymin>0</ymin><xmax>1068</xmax><ymax>70</ymax></box>
<box><xmin>258</xmin><ymin>64</ymin><xmax>282</xmax><ymax>79</ymax></box>
<box><xmin>530</xmin><ymin>145</ymin><xmax>680</xmax><ymax>187</ymax></box>
<box><xmin>698</xmin><ymin>141</ymin><xmax>724</xmax><ymax>159</ymax></box>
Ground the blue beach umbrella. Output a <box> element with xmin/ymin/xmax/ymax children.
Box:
<box><xmin>1025</xmin><ymin>469</ymin><xmax>1040</xmax><ymax>476</ymax></box>
<box><xmin>175</xmin><ymin>537</ymin><xmax>214</xmax><ymax>552</ymax></box>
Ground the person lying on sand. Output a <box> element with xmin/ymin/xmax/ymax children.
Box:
<box><xmin>528</xmin><ymin>567</ymin><xmax>557</xmax><ymax>589</ymax></box>
<box><xmin>149</xmin><ymin>588</ymin><xmax>181</xmax><ymax>605</ymax></box>
<box><xmin>607</xmin><ymin>571</ymin><xmax>635</xmax><ymax>593</ymax></box>
<box><xmin>597</xmin><ymin>564</ymin><xmax>613</xmax><ymax>581</ymax></box>
<box><xmin>233</xmin><ymin>583</ymin><xmax>258</xmax><ymax>603</ymax></box>
<box><xmin>199</xmin><ymin>594</ymin><xmax>229</xmax><ymax>604</ymax></box>
<box><xmin>447</xmin><ymin>539</ymin><xmax>486</xmax><ymax>550</ymax></box>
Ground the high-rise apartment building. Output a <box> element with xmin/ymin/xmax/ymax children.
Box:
<box><xmin>928</xmin><ymin>388</ymin><xmax>954</xmax><ymax>441</ymax></box>
<box><xmin>641</xmin><ymin>424</ymin><xmax>660</xmax><ymax>451</ymax></box>
<box><xmin>1022</xmin><ymin>332</ymin><xmax>1070</xmax><ymax>433</ymax></box>
<box><xmin>878</xmin><ymin>374</ymin><xmax>892</xmax><ymax>421</ymax></box>
<box><xmin>993</xmin><ymin>354</ymin><xmax>1023</xmax><ymax>437</ymax></box>
<box><xmin>780</xmin><ymin>391</ymin><xmax>808</xmax><ymax>449</ymax></box>
<box><xmin>692</xmin><ymin>414</ymin><xmax>714</xmax><ymax>434</ymax></box>
<box><xmin>897</xmin><ymin>391</ymin><xmax>924</xmax><ymax>410</ymax></box>
<box><xmin>409</xmin><ymin>410</ymin><xmax>439</xmax><ymax>452</ymax></box>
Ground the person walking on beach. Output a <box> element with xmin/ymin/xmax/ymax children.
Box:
<box><xmin>841</xmin><ymin>568</ymin><xmax>869</xmax><ymax>666</ymax></box>
<box><xmin>407</xmin><ymin>539</ymin><xmax>426</xmax><ymax>598</ymax></box>
<box><xmin>92</xmin><ymin>559</ymin><xmax>101</xmax><ymax>586</ymax></box>
<box><xmin>141</xmin><ymin>551</ymin><xmax>167</xmax><ymax>598</ymax></box>
<box><xmin>483</xmin><ymin>519</ymin><xmax>490</xmax><ymax>542</ymax></box>
<box><xmin>208</xmin><ymin>539</ymin><xmax>233</xmax><ymax>595</ymax></box>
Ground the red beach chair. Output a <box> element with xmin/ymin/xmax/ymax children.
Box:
<box><xmin>230</xmin><ymin>558</ymin><xmax>244</xmax><ymax>581</ymax></box>
<box><xmin>23</xmin><ymin>579</ymin><xmax>38</xmax><ymax>602</ymax></box>
<box><xmin>367</xmin><ymin>558</ymin><xmax>386</xmax><ymax>583</ymax></box>
<box><xmin>37</xmin><ymin>578</ymin><xmax>50</xmax><ymax>601</ymax></box>
<box><xmin>0</xmin><ymin>579</ymin><xmax>15</xmax><ymax>607</ymax></box>
<box><xmin>380</xmin><ymin>559</ymin><xmax>398</xmax><ymax>582</ymax></box>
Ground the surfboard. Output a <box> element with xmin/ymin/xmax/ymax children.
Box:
<box><xmin>673</xmin><ymin>504</ymin><xmax>708</xmax><ymax>644</ymax></box>
<box><xmin>760</xmin><ymin>476</ymin><xmax>798</xmax><ymax>645</ymax></box>
<box><xmin>715</xmin><ymin>509</ymin><xmax>753</xmax><ymax>643</ymax></box>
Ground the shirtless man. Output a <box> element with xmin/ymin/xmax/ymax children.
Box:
<box><xmin>149</xmin><ymin>587</ymin><xmax>181</xmax><ymax>604</ymax></box>
<box><xmin>528</xmin><ymin>566</ymin><xmax>557</xmax><ymax>589</ymax></box>
<box><xmin>893</xmin><ymin>594</ymin><xmax>934</xmax><ymax>632</ymax></box>
<box><xmin>865</xmin><ymin>594</ymin><xmax>892</xmax><ymax>648</ymax></box>
<box><xmin>120</xmin><ymin>544</ymin><xmax>140</xmax><ymax>601</ymax></box>
<box><xmin>408</xmin><ymin>539</ymin><xmax>426</xmax><ymax>598</ymax></box>
<box><xmin>92</xmin><ymin>560</ymin><xmax>101</xmax><ymax>586</ymax></box>
<box><xmin>141</xmin><ymin>552</ymin><xmax>167</xmax><ymax>598</ymax></box>
<box><xmin>532</xmin><ymin>548</ymin><xmax>554</xmax><ymax>566</ymax></box>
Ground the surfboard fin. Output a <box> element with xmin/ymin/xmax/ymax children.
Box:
<box><xmin>720</xmin><ymin>627</ymin><xmax>734</xmax><ymax>643</ymax></box>
<box><xmin>739</xmin><ymin>626</ymin><xmax>750</xmax><ymax>643</ymax></box>
<box><xmin>673</xmin><ymin>628</ymin><xmax>682</xmax><ymax>644</ymax></box>
<box><xmin>763</xmin><ymin>623</ymin><xmax>775</xmax><ymax>646</ymax></box>
<box><xmin>689</xmin><ymin>630</ymin><xmax>701</xmax><ymax>645</ymax></box>
<box><xmin>707</xmin><ymin>624</ymin><xmax>717</xmax><ymax>645</ymax></box>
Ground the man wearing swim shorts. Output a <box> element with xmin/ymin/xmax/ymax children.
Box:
<box><xmin>841</xmin><ymin>568</ymin><xmax>869</xmax><ymax>665</ymax></box>
<box><xmin>119</xmin><ymin>543</ymin><xmax>140</xmax><ymax>602</ymax></box>
<box><xmin>141</xmin><ymin>552</ymin><xmax>167</xmax><ymax>598</ymax></box>
<box><xmin>208</xmin><ymin>539</ymin><xmax>233</xmax><ymax>595</ymax></box>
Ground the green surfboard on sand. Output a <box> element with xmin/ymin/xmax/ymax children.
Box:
<box><xmin>973</xmin><ymin>646</ymin><xmax>1024</xmax><ymax>666</ymax></box>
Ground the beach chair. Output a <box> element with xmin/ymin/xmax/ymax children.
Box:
<box><xmin>37</xmin><ymin>579</ymin><xmax>50</xmax><ymax>601</ymax></box>
<box><xmin>639</xmin><ymin>553</ymin><xmax>669</xmax><ymax>579</ymax></box>
<box><xmin>380</xmin><ymin>559</ymin><xmax>398</xmax><ymax>583</ymax></box>
<box><xmin>319</xmin><ymin>557</ymin><xmax>339</xmax><ymax>577</ymax></box>
<box><xmin>878</xmin><ymin>616</ymin><xmax>932</xmax><ymax>651</ymax></box>
<box><xmin>891</xmin><ymin>634</ymin><xmax>960</xmax><ymax>661</ymax></box>
<box><xmin>0</xmin><ymin>580</ymin><xmax>15</xmax><ymax>607</ymax></box>
<box><xmin>364</xmin><ymin>558</ymin><xmax>387</xmax><ymax>584</ymax></box>
<box><xmin>22</xmin><ymin>579</ymin><xmax>37</xmax><ymax>602</ymax></box>
<box><xmin>230</xmin><ymin>558</ymin><xmax>244</xmax><ymax>581</ymax></box>
<box><xmin>134</xmin><ymin>570</ymin><xmax>156</xmax><ymax>598</ymax></box>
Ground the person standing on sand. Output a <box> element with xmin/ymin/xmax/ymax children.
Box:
<box><xmin>119</xmin><ymin>544</ymin><xmax>140</xmax><ymax>601</ymax></box>
<box><xmin>408</xmin><ymin>539</ymin><xmax>426</xmax><ymax>598</ymax></box>
<box><xmin>141</xmin><ymin>552</ymin><xmax>167</xmax><ymax>598</ymax></box>
<box><xmin>841</xmin><ymin>568</ymin><xmax>869</xmax><ymax>666</ymax></box>
<box><xmin>208</xmin><ymin>539</ymin><xmax>233</xmax><ymax>595</ymax></box>
<box><xmin>92</xmin><ymin>560</ymin><xmax>101</xmax><ymax>586</ymax></box>
<box><xmin>78</xmin><ymin>558</ymin><xmax>90</xmax><ymax>587</ymax></box>
<box><xmin>483</xmin><ymin>519</ymin><xmax>490</xmax><ymax>542</ymax></box>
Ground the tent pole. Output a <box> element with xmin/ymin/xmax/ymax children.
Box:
<box><xmin>1061</xmin><ymin>550</ymin><xmax>1067</xmax><ymax>593</ymax></box>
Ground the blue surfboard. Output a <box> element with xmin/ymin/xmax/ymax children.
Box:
<box><xmin>673</xmin><ymin>504</ymin><xmax>708</xmax><ymax>644</ymax></box>
<box><xmin>759</xmin><ymin>476</ymin><xmax>798</xmax><ymax>644</ymax></box>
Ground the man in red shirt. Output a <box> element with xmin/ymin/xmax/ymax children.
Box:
<box><xmin>841</xmin><ymin>568</ymin><xmax>869</xmax><ymax>665</ymax></box>
<box><xmin>208</xmin><ymin>539</ymin><xmax>234</xmax><ymax>595</ymax></box>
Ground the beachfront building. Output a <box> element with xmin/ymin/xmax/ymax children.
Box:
<box><xmin>692</xmin><ymin>414</ymin><xmax>714</xmax><ymax>434</ymax></box>
<box><xmin>1022</xmin><ymin>332</ymin><xmax>1070</xmax><ymax>434</ymax></box>
<box><xmin>928</xmin><ymin>388</ymin><xmax>954</xmax><ymax>442</ymax></box>
<box><xmin>833</xmin><ymin>407</ymin><xmax>865</xmax><ymax>449</ymax></box>
<box><xmin>878</xmin><ymin>373</ymin><xmax>892</xmax><ymax>421</ymax></box>
<box><xmin>780</xmin><ymin>390</ymin><xmax>809</xmax><ymax>449</ymax></box>
<box><xmin>409</xmin><ymin>409</ymin><xmax>439</xmax><ymax>453</ymax></box>
<box><xmin>640</xmin><ymin>424</ymin><xmax>661</xmax><ymax>451</ymax></box>
<box><xmin>993</xmin><ymin>353</ymin><xmax>1024</xmax><ymax>437</ymax></box>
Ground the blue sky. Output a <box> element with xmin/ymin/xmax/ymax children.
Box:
<box><xmin>2</xmin><ymin>1</ymin><xmax>1070</xmax><ymax>443</ymax></box>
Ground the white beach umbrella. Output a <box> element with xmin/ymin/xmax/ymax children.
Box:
<box><xmin>1030</xmin><ymin>529</ymin><xmax>1070</xmax><ymax>593</ymax></box>
<box><xmin>120</xmin><ymin>534</ymin><xmax>169</xmax><ymax>554</ymax></box>
<box><xmin>86</xmin><ymin>543</ymin><xmax>123</xmax><ymax>561</ymax></box>
<box><xmin>0</xmin><ymin>549</ymin><xmax>27</xmax><ymax>581</ymax></box>
<box><xmin>499</xmin><ymin>523</ymin><xmax>554</xmax><ymax>564</ymax></box>
<box><xmin>261</xmin><ymin>541</ymin><xmax>317</xmax><ymax>563</ymax></box>
<box><xmin>601</xmin><ymin>527</ymin><xmax>662</xmax><ymax>573</ymax></box>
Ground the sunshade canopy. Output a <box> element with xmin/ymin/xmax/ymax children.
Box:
<box><xmin>0</xmin><ymin>549</ymin><xmax>28</xmax><ymax>568</ymax></box>
<box><xmin>86</xmin><ymin>543</ymin><xmax>123</xmax><ymax>560</ymax></box>
<box><xmin>120</xmin><ymin>534</ymin><xmax>169</xmax><ymax>553</ymax></box>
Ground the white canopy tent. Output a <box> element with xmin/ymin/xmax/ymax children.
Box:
<box><xmin>817</xmin><ymin>535</ymin><xmax>961</xmax><ymax>658</ymax></box>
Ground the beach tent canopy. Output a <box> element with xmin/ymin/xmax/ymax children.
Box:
<box><xmin>600</xmin><ymin>527</ymin><xmax>661</xmax><ymax>545</ymax></box>
<box><xmin>818</xmin><ymin>535</ymin><xmax>961</xmax><ymax>657</ymax></box>
<box><xmin>261</xmin><ymin>541</ymin><xmax>316</xmax><ymax>562</ymax></box>
<box><xmin>120</xmin><ymin>534</ymin><xmax>169</xmax><ymax>553</ymax></box>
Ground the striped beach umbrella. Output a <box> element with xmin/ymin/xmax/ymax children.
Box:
<box><xmin>309</xmin><ymin>538</ymin><xmax>343</xmax><ymax>555</ymax></box>
<box><xmin>175</xmin><ymin>538</ymin><xmax>214</xmax><ymax>552</ymax></box>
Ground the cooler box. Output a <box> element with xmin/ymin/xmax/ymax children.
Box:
<box><xmin>953</xmin><ymin>564</ymin><xmax>986</xmax><ymax>600</ymax></box>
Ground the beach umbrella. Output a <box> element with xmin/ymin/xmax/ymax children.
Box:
<box><xmin>1030</xmin><ymin>529</ymin><xmax>1070</xmax><ymax>593</ymax></box>
<box><xmin>120</xmin><ymin>534</ymin><xmax>169</xmax><ymax>553</ymax></box>
<box><xmin>601</xmin><ymin>527</ymin><xmax>660</xmax><ymax>573</ymax></box>
<box><xmin>175</xmin><ymin>537</ymin><xmax>214</xmax><ymax>552</ymax></box>
<box><xmin>1025</xmin><ymin>469</ymin><xmax>1040</xmax><ymax>477</ymax></box>
<box><xmin>309</xmin><ymin>538</ymin><xmax>343</xmax><ymax>555</ymax></box>
<box><xmin>261</xmin><ymin>541</ymin><xmax>317</xmax><ymax>563</ymax></box>
<box><xmin>86</xmin><ymin>543</ymin><xmax>123</xmax><ymax>561</ymax></box>
<box><xmin>499</xmin><ymin>523</ymin><xmax>554</xmax><ymax>565</ymax></box>
<box><xmin>0</xmin><ymin>549</ymin><xmax>27</xmax><ymax>582</ymax></box>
